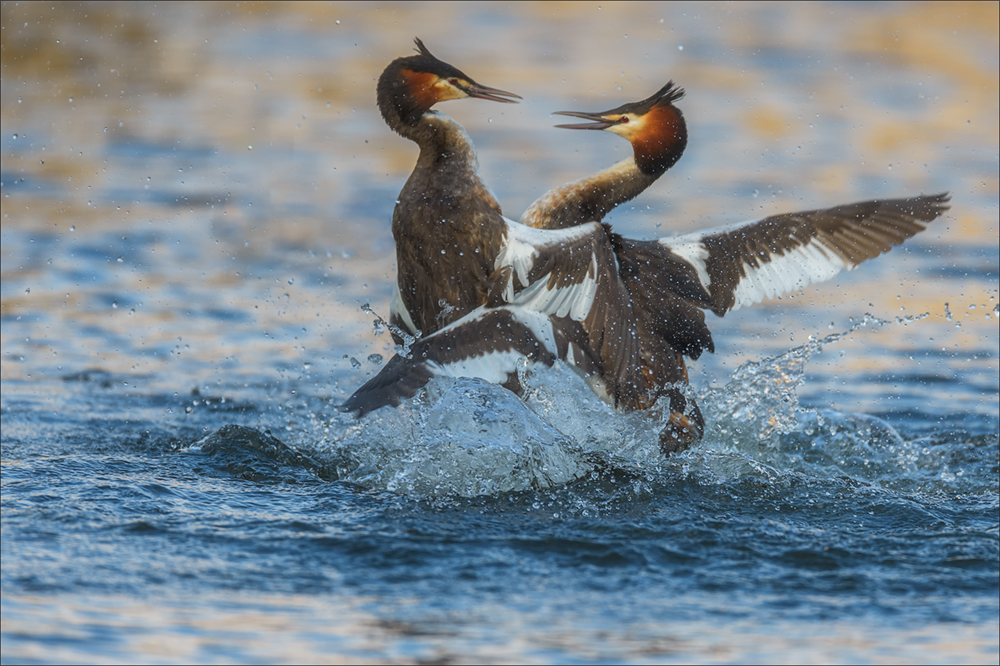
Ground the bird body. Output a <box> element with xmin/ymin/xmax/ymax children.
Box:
<box><xmin>377</xmin><ymin>39</ymin><xmax>520</xmax><ymax>338</ymax></box>
<box><xmin>346</xmin><ymin>39</ymin><xmax>950</xmax><ymax>455</ymax></box>
<box><xmin>346</xmin><ymin>190</ymin><xmax>950</xmax><ymax>452</ymax></box>
<box><xmin>389</xmin><ymin>111</ymin><xmax>507</xmax><ymax>338</ymax></box>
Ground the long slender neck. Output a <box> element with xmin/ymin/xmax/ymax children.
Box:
<box><xmin>376</xmin><ymin>73</ymin><xmax>481</xmax><ymax>175</ymax></box>
<box><xmin>377</xmin><ymin>64</ymin><xmax>477</xmax><ymax>158</ymax></box>
<box><xmin>405</xmin><ymin>111</ymin><xmax>480</xmax><ymax>172</ymax></box>
<box><xmin>521</xmin><ymin>156</ymin><xmax>658</xmax><ymax>230</ymax></box>
<box><xmin>392</xmin><ymin>110</ymin><xmax>504</xmax><ymax>241</ymax></box>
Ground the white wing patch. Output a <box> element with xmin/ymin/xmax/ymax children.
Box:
<box><xmin>495</xmin><ymin>230</ymin><xmax>538</xmax><ymax>301</ymax></box>
<box><xmin>424</xmin><ymin>307</ymin><xmax>557</xmax><ymax>380</ymax></box>
<box><xmin>390</xmin><ymin>280</ymin><xmax>419</xmax><ymax>336</ymax></box>
<box><xmin>432</xmin><ymin>306</ymin><xmax>558</xmax><ymax>353</ymax></box>
<box><xmin>508</xmin><ymin>254</ymin><xmax>598</xmax><ymax>321</ymax></box>
<box><xmin>495</xmin><ymin>219</ymin><xmax>603</xmax><ymax>303</ymax></box>
<box><xmin>427</xmin><ymin>349</ymin><xmax>525</xmax><ymax>384</ymax></box>
<box><xmin>730</xmin><ymin>239</ymin><xmax>849</xmax><ymax>310</ymax></box>
<box><xmin>660</xmin><ymin>237</ymin><xmax>711</xmax><ymax>290</ymax></box>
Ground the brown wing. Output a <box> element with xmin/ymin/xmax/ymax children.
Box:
<box><xmin>658</xmin><ymin>193</ymin><xmax>950</xmax><ymax>315</ymax></box>
<box><xmin>341</xmin><ymin>307</ymin><xmax>560</xmax><ymax>417</ymax></box>
<box><xmin>490</xmin><ymin>220</ymin><xmax>645</xmax><ymax>407</ymax></box>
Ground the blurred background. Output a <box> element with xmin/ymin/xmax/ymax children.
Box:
<box><xmin>2</xmin><ymin>1</ymin><xmax>997</xmax><ymax>406</ymax></box>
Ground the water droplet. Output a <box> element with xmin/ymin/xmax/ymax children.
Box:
<box><xmin>112</xmin><ymin>301</ymin><xmax>119</xmax><ymax>309</ymax></box>
<box><xmin>367</xmin><ymin>353</ymin><xmax>384</xmax><ymax>365</ymax></box>
<box><xmin>349</xmin><ymin>357</ymin><xmax>361</xmax><ymax>369</ymax></box>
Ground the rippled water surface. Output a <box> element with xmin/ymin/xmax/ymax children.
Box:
<box><xmin>2</xmin><ymin>2</ymin><xmax>998</xmax><ymax>663</ymax></box>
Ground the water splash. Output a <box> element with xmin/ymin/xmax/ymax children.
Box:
<box><xmin>360</xmin><ymin>302</ymin><xmax>420</xmax><ymax>358</ymax></box>
<box><xmin>314</xmin><ymin>376</ymin><xmax>593</xmax><ymax>498</ymax></box>
<box><xmin>204</xmin><ymin>310</ymin><xmax>989</xmax><ymax>499</ymax></box>
<box><xmin>700</xmin><ymin>312</ymin><xmax>929</xmax><ymax>451</ymax></box>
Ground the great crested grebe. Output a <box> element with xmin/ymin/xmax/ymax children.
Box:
<box><xmin>377</xmin><ymin>38</ymin><xmax>520</xmax><ymax>340</ymax></box>
<box><xmin>348</xmin><ymin>46</ymin><xmax>950</xmax><ymax>455</ymax></box>
<box><xmin>521</xmin><ymin>82</ymin><xmax>687</xmax><ymax>230</ymax></box>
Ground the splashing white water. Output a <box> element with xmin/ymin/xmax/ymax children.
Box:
<box><xmin>303</xmin><ymin>312</ymin><xmax>962</xmax><ymax>498</ymax></box>
<box><xmin>699</xmin><ymin>312</ymin><xmax>928</xmax><ymax>450</ymax></box>
<box><xmin>316</xmin><ymin>376</ymin><xmax>594</xmax><ymax>497</ymax></box>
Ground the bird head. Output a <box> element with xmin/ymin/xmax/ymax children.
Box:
<box><xmin>378</xmin><ymin>38</ymin><xmax>521</xmax><ymax>127</ymax></box>
<box><xmin>553</xmin><ymin>82</ymin><xmax>687</xmax><ymax>174</ymax></box>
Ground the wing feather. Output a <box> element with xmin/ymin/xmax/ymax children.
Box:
<box><xmin>657</xmin><ymin>193</ymin><xmax>949</xmax><ymax>313</ymax></box>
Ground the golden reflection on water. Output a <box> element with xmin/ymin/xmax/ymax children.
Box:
<box><xmin>3</xmin><ymin>591</ymin><xmax>998</xmax><ymax>664</ymax></box>
<box><xmin>2</xmin><ymin>0</ymin><xmax>997</xmax><ymax>399</ymax></box>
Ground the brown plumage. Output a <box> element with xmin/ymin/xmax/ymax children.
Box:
<box><xmin>377</xmin><ymin>38</ymin><xmax>520</xmax><ymax>339</ymax></box>
<box><xmin>521</xmin><ymin>82</ymin><xmax>687</xmax><ymax>230</ymax></box>
<box><xmin>344</xmin><ymin>193</ymin><xmax>948</xmax><ymax>455</ymax></box>
<box><xmin>349</xmin><ymin>47</ymin><xmax>950</xmax><ymax>457</ymax></box>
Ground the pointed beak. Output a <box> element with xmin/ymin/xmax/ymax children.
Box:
<box><xmin>552</xmin><ymin>110</ymin><xmax>615</xmax><ymax>130</ymax></box>
<box><xmin>462</xmin><ymin>82</ymin><xmax>521</xmax><ymax>104</ymax></box>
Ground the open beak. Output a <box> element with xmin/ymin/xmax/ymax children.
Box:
<box><xmin>552</xmin><ymin>110</ymin><xmax>615</xmax><ymax>130</ymax></box>
<box><xmin>463</xmin><ymin>82</ymin><xmax>522</xmax><ymax>104</ymax></box>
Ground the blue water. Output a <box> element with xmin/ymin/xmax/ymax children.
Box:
<box><xmin>3</xmin><ymin>325</ymin><xmax>998</xmax><ymax>661</ymax></box>
<box><xmin>2</xmin><ymin>2</ymin><xmax>999</xmax><ymax>662</ymax></box>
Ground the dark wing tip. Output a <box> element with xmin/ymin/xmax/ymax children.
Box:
<box><xmin>883</xmin><ymin>192</ymin><xmax>951</xmax><ymax>224</ymax></box>
<box><xmin>341</xmin><ymin>354</ymin><xmax>433</xmax><ymax>418</ymax></box>
<box><xmin>925</xmin><ymin>191</ymin><xmax>951</xmax><ymax>217</ymax></box>
<box><xmin>339</xmin><ymin>386</ymin><xmax>375</xmax><ymax>416</ymax></box>
<box><xmin>337</xmin><ymin>400</ymin><xmax>360</xmax><ymax>415</ymax></box>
